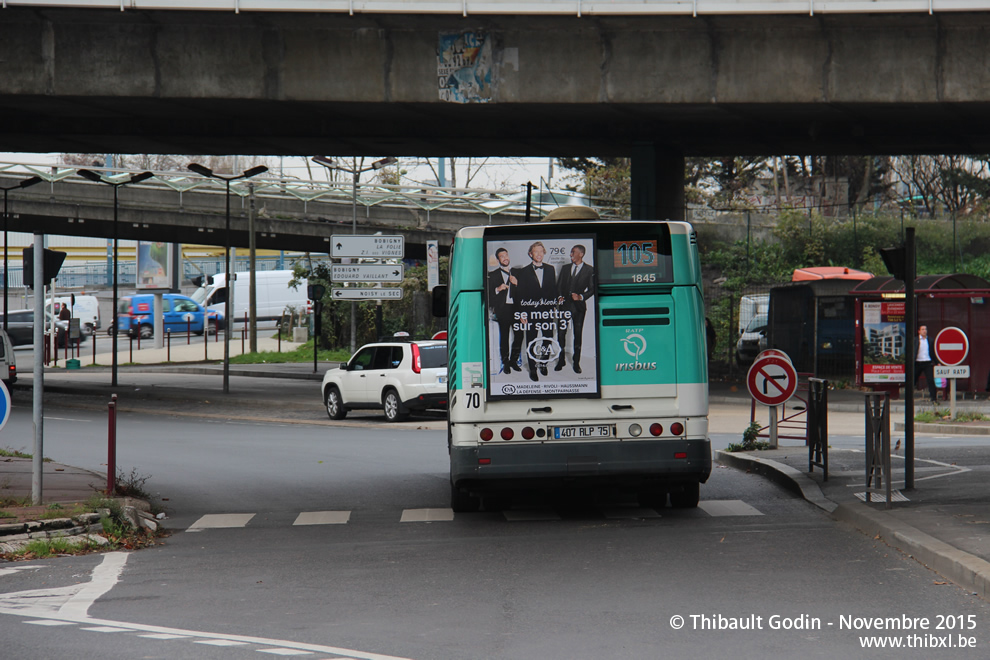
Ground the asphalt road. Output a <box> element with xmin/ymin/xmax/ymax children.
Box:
<box><xmin>1</xmin><ymin>402</ymin><xmax>988</xmax><ymax>659</ymax></box>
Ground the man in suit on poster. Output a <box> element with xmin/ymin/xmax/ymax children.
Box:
<box><xmin>488</xmin><ymin>247</ymin><xmax>522</xmax><ymax>375</ymax></box>
<box><xmin>513</xmin><ymin>241</ymin><xmax>557</xmax><ymax>382</ymax></box>
<box><xmin>555</xmin><ymin>244</ymin><xmax>595</xmax><ymax>374</ymax></box>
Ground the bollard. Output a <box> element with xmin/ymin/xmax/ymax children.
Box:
<box><xmin>277</xmin><ymin>321</ymin><xmax>282</xmax><ymax>353</ymax></box>
<box><xmin>129</xmin><ymin>334</ymin><xmax>134</xmax><ymax>363</ymax></box>
<box><xmin>187</xmin><ymin>318</ymin><xmax>191</xmax><ymax>345</ymax></box>
<box><xmin>807</xmin><ymin>378</ymin><xmax>829</xmax><ymax>480</ymax></box>
<box><xmin>167</xmin><ymin>330</ymin><xmax>171</xmax><ymax>362</ymax></box>
<box><xmin>107</xmin><ymin>393</ymin><xmax>118</xmax><ymax>495</ymax></box>
<box><xmin>93</xmin><ymin>329</ymin><xmax>97</xmax><ymax>364</ymax></box>
<box><xmin>242</xmin><ymin>318</ymin><xmax>246</xmax><ymax>354</ymax></box>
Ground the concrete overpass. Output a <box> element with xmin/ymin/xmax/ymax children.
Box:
<box><xmin>4</xmin><ymin>5</ymin><xmax>990</xmax><ymax>220</ymax></box>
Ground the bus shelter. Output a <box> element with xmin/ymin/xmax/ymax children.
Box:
<box><xmin>851</xmin><ymin>274</ymin><xmax>990</xmax><ymax>394</ymax></box>
<box><xmin>767</xmin><ymin>279</ymin><xmax>861</xmax><ymax>378</ymax></box>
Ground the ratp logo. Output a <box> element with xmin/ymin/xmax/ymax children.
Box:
<box><xmin>621</xmin><ymin>333</ymin><xmax>647</xmax><ymax>359</ymax></box>
<box><xmin>616</xmin><ymin>333</ymin><xmax>657</xmax><ymax>372</ymax></box>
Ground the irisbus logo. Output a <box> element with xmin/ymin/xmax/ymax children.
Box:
<box><xmin>616</xmin><ymin>333</ymin><xmax>657</xmax><ymax>371</ymax></box>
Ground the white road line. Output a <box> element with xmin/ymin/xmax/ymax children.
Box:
<box><xmin>25</xmin><ymin>620</ymin><xmax>74</xmax><ymax>626</ymax></box>
<box><xmin>399</xmin><ymin>508</ymin><xmax>454</xmax><ymax>523</ymax></box>
<box><xmin>2</xmin><ymin>552</ymin><xmax>415</xmax><ymax>660</ymax></box>
<box><xmin>196</xmin><ymin>639</ymin><xmax>249</xmax><ymax>646</ymax></box>
<box><xmin>58</xmin><ymin>551</ymin><xmax>128</xmax><ymax>619</ymax></box>
<box><xmin>293</xmin><ymin>511</ymin><xmax>350</xmax><ymax>526</ymax></box>
<box><xmin>699</xmin><ymin>500</ymin><xmax>764</xmax><ymax>517</ymax></box>
<box><xmin>186</xmin><ymin>513</ymin><xmax>256</xmax><ymax>530</ymax></box>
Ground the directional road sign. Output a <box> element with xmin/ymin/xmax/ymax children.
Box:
<box><xmin>331</xmin><ymin>288</ymin><xmax>404</xmax><ymax>301</ymax></box>
<box><xmin>747</xmin><ymin>353</ymin><xmax>798</xmax><ymax>407</ymax></box>
<box><xmin>933</xmin><ymin>327</ymin><xmax>969</xmax><ymax>367</ymax></box>
<box><xmin>331</xmin><ymin>235</ymin><xmax>404</xmax><ymax>258</ymax></box>
<box><xmin>332</xmin><ymin>264</ymin><xmax>405</xmax><ymax>283</ymax></box>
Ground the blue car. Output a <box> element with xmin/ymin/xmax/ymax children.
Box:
<box><xmin>115</xmin><ymin>293</ymin><xmax>223</xmax><ymax>339</ymax></box>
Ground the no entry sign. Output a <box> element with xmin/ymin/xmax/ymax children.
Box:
<box><xmin>747</xmin><ymin>354</ymin><xmax>798</xmax><ymax>407</ymax></box>
<box><xmin>934</xmin><ymin>327</ymin><xmax>969</xmax><ymax>367</ymax></box>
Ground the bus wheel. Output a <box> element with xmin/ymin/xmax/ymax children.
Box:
<box><xmin>670</xmin><ymin>482</ymin><xmax>700</xmax><ymax>509</ymax></box>
<box><xmin>451</xmin><ymin>483</ymin><xmax>480</xmax><ymax>513</ymax></box>
<box><xmin>637</xmin><ymin>488</ymin><xmax>668</xmax><ymax>510</ymax></box>
<box><xmin>383</xmin><ymin>389</ymin><xmax>409</xmax><ymax>422</ymax></box>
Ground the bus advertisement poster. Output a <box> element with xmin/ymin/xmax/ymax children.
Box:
<box><xmin>484</xmin><ymin>234</ymin><xmax>599</xmax><ymax>400</ymax></box>
<box><xmin>862</xmin><ymin>300</ymin><xmax>906</xmax><ymax>383</ymax></box>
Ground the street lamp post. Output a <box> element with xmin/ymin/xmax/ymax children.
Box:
<box><xmin>311</xmin><ymin>156</ymin><xmax>396</xmax><ymax>351</ymax></box>
<box><xmin>186</xmin><ymin>163</ymin><xmax>268</xmax><ymax>394</ymax></box>
<box><xmin>78</xmin><ymin>169</ymin><xmax>154</xmax><ymax>387</ymax></box>
<box><xmin>1</xmin><ymin>176</ymin><xmax>43</xmax><ymax>333</ymax></box>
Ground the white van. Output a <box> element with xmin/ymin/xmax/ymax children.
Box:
<box><xmin>191</xmin><ymin>270</ymin><xmax>309</xmax><ymax>328</ymax></box>
<box><xmin>48</xmin><ymin>294</ymin><xmax>101</xmax><ymax>334</ymax></box>
<box><xmin>0</xmin><ymin>328</ymin><xmax>15</xmax><ymax>386</ymax></box>
<box><xmin>737</xmin><ymin>294</ymin><xmax>770</xmax><ymax>336</ymax></box>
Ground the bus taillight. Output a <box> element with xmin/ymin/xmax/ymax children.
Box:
<box><xmin>480</xmin><ymin>428</ymin><xmax>494</xmax><ymax>441</ymax></box>
<box><xmin>670</xmin><ymin>422</ymin><xmax>684</xmax><ymax>436</ymax></box>
<box><xmin>674</xmin><ymin>452</ymin><xmax>688</xmax><ymax>459</ymax></box>
<box><xmin>649</xmin><ymin>423</ymin><xmax>663</xmax><ymax>437</ymax></box>
<box><xmin>521</xmin><ymin>427</ymin><xmax>535</xmax><ymax>440</ymax></box>
<box><xmin>500</xmin><ymin>427</ymin><xmax>514</xmax><ymax>440</ymax></box>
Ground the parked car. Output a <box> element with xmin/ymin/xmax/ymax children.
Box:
<box><xmin>0</xmin><ymin>329</ymin><xmax>15</xmax><ymax>386</ymax></box>
<box><xmin>322</xmin><ymin>338</ymin><xmax>448</xmax><ymax>422</ymax></box>
<box><xmin>5</xmin><ymin>309</ymin><xmax>85</xmax><ymax>348</ymax></box>
<box><xmin>115</xmin><ymin>293</ymin><xmax>223</xmax><ymax>339</ymax></box>
<box><xmin>735</xmin><ymin>314</ymin><xmax>768</xmax><ymax>366</ymax></box>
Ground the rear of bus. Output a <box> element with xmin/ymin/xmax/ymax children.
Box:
<box><xmin>445</xmin><ymin>219</ymin><xmax>710</xmax><ymax>512</ymax></box>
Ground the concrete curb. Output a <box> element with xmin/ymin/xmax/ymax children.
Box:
<box><xmin>714</xmin><ymin>450</ymin><xmax>837</xmax><ymax>513</ymax></box>
<box><xmin>715</xmin><ymin>449</ymin><xmax>990</xmax><ymax>599</ymax></box>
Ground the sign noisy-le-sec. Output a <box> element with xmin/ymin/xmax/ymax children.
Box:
<box><xmin>331</xmin><ymin>288</ymin><xmax>404</xmax><ymax>301</ymax></box>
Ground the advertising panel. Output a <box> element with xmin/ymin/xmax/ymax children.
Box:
<box><xmin>862</xmin><ymin>301</ymin><xmax>906</xmax><ymax>383</ymax></box>
<box><xmin>136</xmin><ymin>241</ymin><xmax>171</xmax><ymax>290</ymax></box>
<box><xmin>484</xmin><ymin>234</ymin><xmax>598</xmax><ymax>400</ymax></box>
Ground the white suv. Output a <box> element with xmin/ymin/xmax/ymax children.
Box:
<box><xmin>322</xmin><ymin>339</ymin><xmax>448</xmax><ymax>422</ymax></box>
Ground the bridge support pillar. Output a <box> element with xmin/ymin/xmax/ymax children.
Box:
<box><xmin>631</xmin><ymin>144</ymin><xmax>684</xmax><ymax>222</ymax></box>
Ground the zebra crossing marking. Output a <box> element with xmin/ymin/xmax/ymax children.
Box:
<box><xmin>186</xmin><ymin>513</ymin><xmax>256</xmax><ymax>531</ymax></box>
<box><xmin>293</xmin><ymin>511</ymin><xmax>351</xmax><ymax>525</ymax></box>
<box><xmin>699</xmin><ymin>500</ymin><xmax>764</xmax><ymax>517</ymax></box>
<box><xmin>400</xmin><ymin>508</ymin><xmax>454</xmax><ymax>522</ymax></box>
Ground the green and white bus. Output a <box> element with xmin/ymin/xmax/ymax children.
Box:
<box><xmin>436</xmin><ymin>207</ymin><xmax>710</xmax><ymax>512</ymax></box>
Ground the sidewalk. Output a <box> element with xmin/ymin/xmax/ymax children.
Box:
<box><xmin>6</xmin><ymin>352</ymin><xmax>990</xmax><ymax>599</ymax></box>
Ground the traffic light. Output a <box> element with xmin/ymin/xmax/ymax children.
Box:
<box><xmin>307</xmin><ymin>283</ymin><xmax>326</xmax><ymax>300</ymax></box>
<box><xmin>22</xmin><ymin>247</ymin><xmax>67</xmax><ymax>289</ymax></box>
<box><xmin>879</xmin><ymin>246</ymin><xmax>906</xmax><ymax>281</ymax></box>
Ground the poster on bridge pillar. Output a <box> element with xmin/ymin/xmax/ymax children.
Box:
<box><xmin>136</xmin><ymin>241</ymin><xmax>172</xmax><ymax>290</ymax></box>
<box><xmin>862</xmin><ymin>301</ymin><xmax>906</xmax><ymax>383</ymax></box>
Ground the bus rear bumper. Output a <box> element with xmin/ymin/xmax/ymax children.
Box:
<box><xmin>450</xmin><ymin>438</ymin><xmax>712</xmax><ymax>494</ymax></box>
